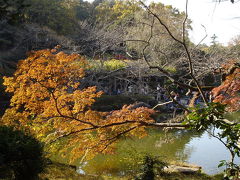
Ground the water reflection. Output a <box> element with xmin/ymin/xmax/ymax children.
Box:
<box><xmin>83</xmin><ymin>128</ymin><xmax>239</xmax><ymax>175</ymax></box>
<box><xmin>51</xmin><ymin>128</ymin><xmax>239</xmax><ymax>176</ymax></box>
<box><xmin>83</xmin><ymin>129</ymin><xmax>201</xmax><ymax>175</ymax></box>
<box><xmin>184</xmin><ymin>130</ymin><xmax>240</xmax><ymax>175</ymax></box>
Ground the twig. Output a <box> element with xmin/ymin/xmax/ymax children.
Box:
<box><xmin>153</xmin><ymin>101</ymin><xmax>173</xmax><ymax>110</ymax></box>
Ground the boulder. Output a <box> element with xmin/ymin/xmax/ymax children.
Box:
<box><xmin>164</xmin><ymin>164</ymin><xmax>201</xmax><ymax>174</ymax></box>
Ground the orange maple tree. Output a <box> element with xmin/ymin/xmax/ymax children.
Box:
<box><xmin>1</xmin><ymin>48</ymin><xmax>155</xmax><ymax>160</ymax></box>
<box><xmin>211</xmin><ymin>61</ymin><xmax>240</xmax><ymax>112</ymax></box>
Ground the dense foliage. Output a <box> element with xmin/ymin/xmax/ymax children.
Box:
<box><xmin>0</xmin><ymin>0</ymin><xmax>29</xmax><ymax>24</ymax></box>
<box><xmin>0</xmin><ymin>126</ymin><xmax>43</xmax><ymax>179</ymax></box>
<box><xmin>212</xmin><ymin>61</ymin><xmax>240</xmax><ymax>112</ymax></box>
<box><xmin>2</xmin><ymin>49</ymin><xmax>155</xmax><ymax>161</ymax></box>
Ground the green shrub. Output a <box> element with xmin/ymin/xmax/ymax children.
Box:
<box><xmin>88</xmin><ymin>59</ymin><xmax>127</xmax><ymax>71</ymax></box>
<box><xmin>103</xmin><ymin>59</ymin><xmax>126</xmax><ymax>71</ymax></box>
<box><xmin>0</xmin><ymin>126</ymin><xmax>44</xmax><ymax>179</ymax></box>
<box><xmin>136</xmin><ymin>155</ymin><xmax>167</xmax><ymax>180</ymax></box>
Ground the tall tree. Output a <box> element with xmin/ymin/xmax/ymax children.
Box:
<box><xmin>0</xmin><ymin>0</ymin><xmax>29</xmax><ymax>24</ymax></box>
<box><xmin>23</xmin><ymin>0</ymin><xmax>79</xmax><ymax>35</ymax></box>
<box><xmin>125</xmin><ymin>2</ymin><xmax>192</xmax><ymax>69</ymax></box>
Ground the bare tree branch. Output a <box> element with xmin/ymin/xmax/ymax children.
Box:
<box><xmin>139</xmin><ymin>0</ymin><xmax>208</xmax><ymax>105</ymax></box>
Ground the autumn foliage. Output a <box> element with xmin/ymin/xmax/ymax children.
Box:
<box><xmin>1</xmin><ymin>48</ymin><xmax>154</xmax><ymax>160</ymax></box>
<box><xmin>211</xmin><ymin>61</ymin><xmax>240</xmax><ymax>112</ymax></box>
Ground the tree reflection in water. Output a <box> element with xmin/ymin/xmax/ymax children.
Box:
<box><xmin>83</xmin><ymin>128</ymin><xmax>203</xmax><ymax>176</ymax></box>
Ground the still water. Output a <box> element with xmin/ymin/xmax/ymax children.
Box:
<box><xmin>51</xmin><ymin>128</ymin><xmax>239</xmax><ymax>176</ymax></box>
<box><xmin>84</xmin><ymin>129</ymin><xmax>239</xmax><ymax>175</ymax></box>
<box><xmin>184</xmin><ymin>130</ymin><xmax>240</xmax><ymax>175</ymax></box>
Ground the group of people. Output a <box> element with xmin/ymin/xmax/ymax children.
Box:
<box><xmin>102</xmin><ymin>82</ymin><xmax>212</xmax><ymax>110</ymax></box>
<box><xmin>155</xmin><ymin>84</ymin><xmax>213</xmax><ymax>109</ymax></box>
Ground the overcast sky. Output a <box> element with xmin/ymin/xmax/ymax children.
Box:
<box><xmin>87</xmin><ymin>0</ymin><xmax>240</xmax><ymax>45</ymax></box>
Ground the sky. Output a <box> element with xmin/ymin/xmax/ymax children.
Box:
<box><xmin>154</xmin><ymin>0</ymin><xmax>240</xmax><ymax>46</ymax></box>
<box><xmin>87</xmin><ymin>0</ymin><xmax>240</xmax><ymax>45</ymax></box>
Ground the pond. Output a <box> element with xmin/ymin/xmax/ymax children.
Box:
<box><xmin>184</xmin><ymin>129</ymin><xmax>240</xmax><ymax>175</ymax></box>
<box><xmin>51</xmin><ymin>128</ymin><xmax>240</xmax><ymax>176</ymax></box>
